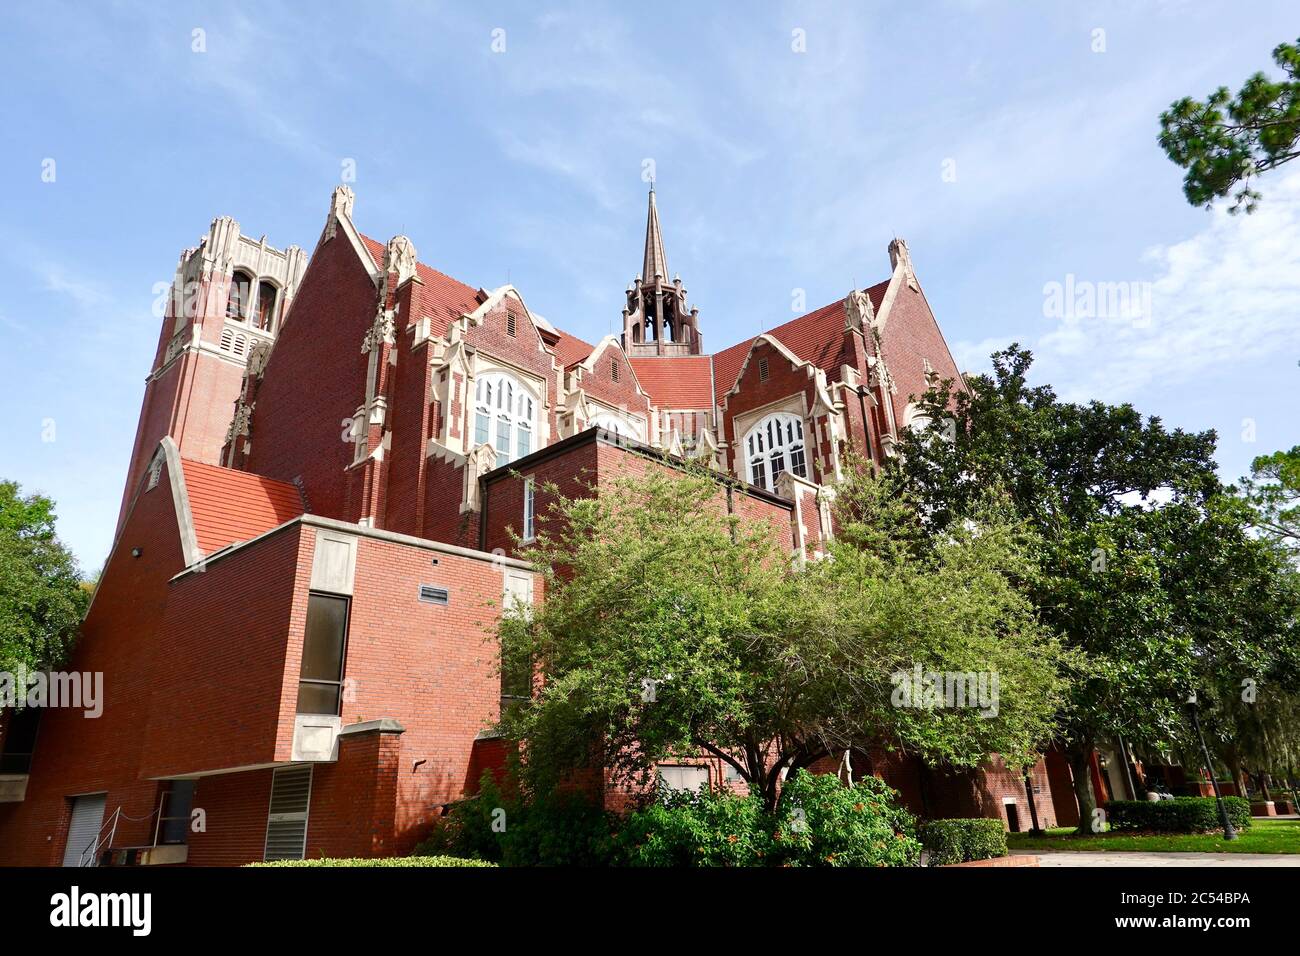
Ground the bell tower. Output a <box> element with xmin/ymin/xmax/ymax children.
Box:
<box><xmin>621</xmin><ymin>186</ymin><xmax>702</xmax><ymax>357</ymax></box>
<box><xmin>116</xmin><ymin>216</ymin><xmax>306</xmax><ymax>531</ymax></box>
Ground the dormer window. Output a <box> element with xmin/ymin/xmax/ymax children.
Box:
<box><xmin>743</xmin><ymin>412</ymin><xmax>807</xmax><ymax>492</ymax></box>
<box><xmin>227</xmin><ymin>270</ymin><xmax>253</xmax><ymax>321</ymax></box>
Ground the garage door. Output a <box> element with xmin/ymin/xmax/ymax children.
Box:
<box><xmin>62</xmin><ymin>793</ymin><xmax>107</xmax><ymax>867</ymax></box>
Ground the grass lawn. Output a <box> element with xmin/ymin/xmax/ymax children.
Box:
<box><xmin>1006</xmin><ymin>818</ymin><xmax>1300</xmax><ymax>854</ymax></box>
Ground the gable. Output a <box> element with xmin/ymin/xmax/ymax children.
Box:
<box><xmin>711</xmin><ymin>281</ymin><xmax>888</xmax><ymax>403</ymax></box>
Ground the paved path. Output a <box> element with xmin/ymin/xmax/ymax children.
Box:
<box><xmin>1033</xmin><ymin>851</ymin><xmax>1300</xmax><ymax>867</ymax></box>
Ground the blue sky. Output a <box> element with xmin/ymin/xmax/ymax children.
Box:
<box><xmin>2</xmin><ymin>1</ymin><xmax>1298</xmax><ymax>572</ymax></box>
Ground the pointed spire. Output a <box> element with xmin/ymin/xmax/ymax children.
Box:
<box><xmin>642</xmin><ymin>185</ymin><xmax>668</xmax><ymax>284</ymax></box>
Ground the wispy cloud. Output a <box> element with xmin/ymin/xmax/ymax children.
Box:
<box><xmin>954</xmin><ymin>171</ymin><xmax>1300</xmax><ymax>401</ymax></box>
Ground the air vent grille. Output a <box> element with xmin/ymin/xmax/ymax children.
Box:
<box><xmin>419</xmin><ymin>584</ymin><xmax>450</xmax><ymax>605</ymax></box>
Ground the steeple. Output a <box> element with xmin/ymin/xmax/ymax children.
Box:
<box><xmin>621</xmin><ymin>186</ymin><xmax>702</xmax><ymax>358</ymax></box>
<box><xmin>642</xmin><ymin>185</ymin><xmax>668</xmax><ymax>284</ymax></box>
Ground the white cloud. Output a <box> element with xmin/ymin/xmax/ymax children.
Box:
<box><xmin>954</xmin><ymin>171</ymin><xmax>1300</xmax><ymax>401</ymax></box>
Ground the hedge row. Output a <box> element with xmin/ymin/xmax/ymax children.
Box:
<box><xmin>1105</xmin><ymin>797</ymin><xmax>1252</xmax><ymax>833</ymax></box>
<box><xmin>918</xmin><ymin>818</ymin><xmax>1008</xmax><ymax>866</ymax></box>
<box><xmin>247</xmin><ymin>855</ymin><xmax>496</xmax><ymax>868</ymax></box>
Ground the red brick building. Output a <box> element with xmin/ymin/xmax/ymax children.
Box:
<box><xmin>0</xmin><ymin>185</ymin><xmax>1066</xmax><ymax>866</ymax></box>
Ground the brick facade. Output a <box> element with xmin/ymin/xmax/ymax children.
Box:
<box><xmin>0</xmin><ymin>186</ymin><xmax>1084</xmax><ymax>866</ymax></box>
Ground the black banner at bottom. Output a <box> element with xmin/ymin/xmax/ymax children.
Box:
<box><xmin>3</xmin><ymin>862</ymin><xmax>1285</xmax><ymax>940</ymax></box>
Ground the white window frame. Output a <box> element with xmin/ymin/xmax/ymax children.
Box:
<box><xmin>743</xmin><ymin>412</ymin><xmax>808</xmax><ymax>492</ymax></box>
<box><xmin>657</xmin><ymin>764</ymin><xmax>709</xmax><ymax>794</ymax></box>
<box><xmin>474</xmin><ymin>371</ymin><xmax>537</xmax><ymax>469</ymax></box>
<box><xmin>522</xmin><ymin>477</ymin><xmax>535</xmax><ymax>541</ymax></box>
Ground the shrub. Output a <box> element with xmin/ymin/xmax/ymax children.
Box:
<box><xmin>615</xmin><ymin>772</ymin><xmax>921</xmax><ymax>867</ymax></box>
<box><xmin>1105</xmin><ymin>797</ymin><xmax>1252</xmax><ymax>833</ymax></box>
<box><xmin>919</xmin><ymin>818</ymin><xmax>1008</xmax><ymax>866</ymax></box>
<box><xmin>496</xmin><ymin>786</ymin><xmax>617</xmax><ymax>866</ymax></box>
<box><xmin>247</xmin><ymin>856</ymin><xmax>495</xmax><ymax>867</ymax></box>
<box><xmin>414</xmin><ymin>772</ymin><xmax>616</xmax><ymax>866</ymax></box>
<box><xmin>614</xmin><ymin>789</ymin><xmax>773</xmax><ymax>866</ymax></box>
<box><xmin>772</xmin><ymin>771</ymin><xmax>922</xmax><ymax>867</ymax></box>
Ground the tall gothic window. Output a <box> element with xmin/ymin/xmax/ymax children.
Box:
<box><xmin>227</xmin><ymin>270</ymin><xmax>253</xmax><ymax>321</ymax></box>
<box><xmin>474</xmin><ymin>371</ymin><xmax>536</xmax><ymax>469</ymax></box>
<box><xmin>743</xmin><ymin>412</ymin><xmax>807</xmax><ymax>492</ymax></box>
<box><xmin>255</xmin><ymin>280</ymin><xmax>278</xmax><ymax>331</ymax></box>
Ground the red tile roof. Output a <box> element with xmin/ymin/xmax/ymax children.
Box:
<box><xmin>179</xmin><ymin>460</ymin><xmax>304</xmax><ymax>555</ymax></box>
<box><xmin>360</xmin><ymin>234</ymin><xmax>482</xmax><ymax>339</ymax></box>
<box><xmin>551</xmin><ymin>329</ymin><xmax>597</xmax><ymax>368</ymax></box>
<box><xmin>630</xmin><ymin>356</ymin><xmax>715</xmax><ymax>409</ymax></box>
<box><xmin>353</xmin><ymin>228</ymin><xmax>927</xmax><ymax>416</ymax></box>
<box><xmin>711</xmin><ymin>281</ymin><xmax>889</xmax><ymax>402</ymax></box>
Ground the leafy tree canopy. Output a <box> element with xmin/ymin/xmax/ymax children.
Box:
<box><xmin>897</xmin><ymin>347</ymin><xmax>1298</xmax><ymax>828</ymax></box>
<box><xmin>1238</xmin><ymin>445</ymin><xmax>1300</xmax><ymax>554</ymax></box>
<box><xmin>0</xmin><ymin>481</ymin><xmax>89</xmax><ymax>678</ymax></box>
<box><xmin>497</xmin><ymin>460</ymin><xmax>1070</xmax><ymax>811</ymax></box>
<box><xmin>1159</xmin><ymin>37</ymin><xmax>1300</xmax><ymax>213</ymax></box>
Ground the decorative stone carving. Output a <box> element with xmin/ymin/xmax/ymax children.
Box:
<box><xmin>384</xmin><ymin>235</ymin><xmax>418</xmax><ymax>285</ymax></box>
<box><xmin>923</xmin><ymin>357</ymin><xmax>939</xmax><ymax>388</ymax></box>
<box><xmin>868</xmin><ymin>354</ymin><xmax>896</xmax><ymax>394</ymax></box>
<box><xmin>362</xmin><ymin>309</ymin><xmax>396</xmax><ymax>353</ymax></box>
<box><xmin>247</xmin><ymin>340</ymin><xmax>272</xmax><ymax>378</ymax></box>
<box><xmin>227</xmin><ymin>398</ymin><xmax>254</xmax><ymax>442</ymax></box>
<box><xmin>843</xmin><ymin>287</ymin><xmax>875</xmax><ymax>331</ymax></box>
<box><xmin>331</xmin><ymin>184</ymin><xmax>355</xmax><ymax>221</ymax></box>
<box><xmin>888</xmin><ymin>237</ymin><xmax>919</xmax><ymax>291</ymax></box>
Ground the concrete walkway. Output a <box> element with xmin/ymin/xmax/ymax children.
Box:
<box><xmin>1033</xmin><ymin>850</ymin><xmax>1300</xmax><ymax>867</ymax></box>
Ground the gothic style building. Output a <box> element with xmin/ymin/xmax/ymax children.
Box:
<box><xmin>0</xmin><ymin>186</ymin><xmax>1082</xmax><ymax>867</ymax></box>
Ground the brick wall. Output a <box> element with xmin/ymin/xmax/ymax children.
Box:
<box><xmin>139</xmin><ymin>524</ymin><xmax>308</xmax><ymax>778</ymax></box>
<box><xmin>246</xmin><ymin>232</ymin><xmax>377</xmax><ymax>521</ymax></box>
<box><xmin>0</xmin><ymin>459</ymin><xmax>187</xmax><ymax>865</ymax></box>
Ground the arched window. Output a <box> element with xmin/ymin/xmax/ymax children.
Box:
<box><xmin>474</xmin><ymin>372</ymin><xmax>537</xmax><ymax>469</ymax></box>
<box><xmin>590</xmin><ymin>412</ymin><xmax>641</xmax><ymax>441</ymax></box>
<box><xmin>227</xmin><ymin>270</ymin><xmax>253</xmax><ymax>321</ymax></box>
<box><xmin>743</xmin><ymin>412</ymin><xmax>807</xmax><ymax>492</ymax></box>
<box><xmin>255</xmin><ymin>281</ymin><xmax>278</xmax><ymax>331</ymax></box>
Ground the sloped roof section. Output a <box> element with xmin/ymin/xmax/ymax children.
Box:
<box><xmin>359</xmin><ymin>234</ymin><xmax>481</xmax><ymax>339</ymax></box>
<box><xmin>630</xmin><ymin>356</ymin><xmax>714</xmax><ymax>409</ymax></box>
<box><xmin>180</xmin><ymin>460</ymin><xmax>304</xmax><ymax>555</ymax></box>
<box><xmin>550</xmin><ymin>329</ymin><xmax>597</xmax><ymax>368</ymax></box>
<box><xmin>712</xmin><ymin>281</ymin><xmax>889</xmax><ymax>403</ymax></box>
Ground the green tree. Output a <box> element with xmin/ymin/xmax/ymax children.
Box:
<box><xmin>1238</xmin><ymin>445</ymin><xmax>1300</xmax><ymax>554</ymax></box>
<box><xmin>896</xmin><ymin>347</ymin><xmax>1240</xmax><ymax>832</ymax></box>
<box><xmin>1159</xmin><ymin>37</ymin><xmax>1300</xmax><ymax>213</ymax></box>
<box><xmin>497</xmin><ymin>461</ymin><xmax>1070</xmax><ymax>812</ymax></box>
<box><xmin>0</xmin><ymin>481</ymin><xmax>89</xmax><ymax>678</ymax></box>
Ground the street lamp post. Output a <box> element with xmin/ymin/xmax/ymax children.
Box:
<box><xmin>1188</xmin><ymin>693</ymin><xmax>1237</xmax><ymax>841</ymax></box>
